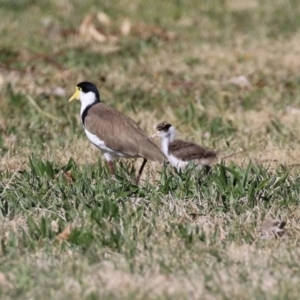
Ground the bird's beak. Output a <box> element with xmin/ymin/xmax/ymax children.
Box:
<box><xmin>69</xmin><ymin>88</ymin><xmax>80</xmax><ymax>102</ymax></box>
<box><xmin>150</xmin><ymin>131</ymin><xmax>160</xmax><ymax>139</ymax></box>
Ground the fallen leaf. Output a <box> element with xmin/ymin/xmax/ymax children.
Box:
<box><xmin>97</xmin><ymin>11</ymin><xmax>111</xmax><ymax>27</ymax></box>
<box><xmin>56</xmin><ymin>224</ymin><xmax>72</xmax><ymax>241</ymax></box>
<box><xmin>79</xmin><ymin>15</ymin><xmax>118</xmax><ymax>43</ymax></box>
<box><xmin>120</xmin><ymin>19</ymin><xmax>131</xmax><ymax>36</ymax></box>
<box><xmin>79</xmin><ymin>15</ymin><xmax>93</xmax><ymax>37</ymax></box>
<box><xmin>78</xmin><ymin>14</ymin><xmax>174</xmax><ymax>44</ymax></box>
<box><xmin>88</xmin><ymin>26</ymin><xmax>107</xmax><ymax>43</ymax></box>
<box><xmin>228</xmin><ymin>75</ymin><xmax>251</xmax><ymax>90</ymax></box>
<box><xmin>54</xmin><ymin>170</ymin><xmax>75</xmax><ymax>183</ymax></box>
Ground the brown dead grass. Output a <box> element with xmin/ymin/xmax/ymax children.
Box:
<box><xmin>1</xmin><ymin>1</ymin><xmax>300</xmax><ymax>298</ymax></box>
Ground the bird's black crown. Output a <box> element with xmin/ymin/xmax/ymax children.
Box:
<box><xmin>156</xmin><ymin>122</ymin><xmax>172</xmax><ymax>132</ymax></box>
<box><xmin>77</xmin><ymin>82</ymin><xmax>100</xmax><ymax>100</ymax></box>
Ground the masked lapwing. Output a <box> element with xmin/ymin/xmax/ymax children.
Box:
<box><xmin>69</xmin><ymin>82</ymin><xmax>167</xmax><ymax>184</ymax></box>
<box><xmin>151</xmin><ymin>122</ymin><xmax>217</xmax><ymax>173</ymax></box>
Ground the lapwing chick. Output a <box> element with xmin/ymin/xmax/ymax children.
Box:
<box><xmin>69</xmin><ymin>82</ymin><xmax>166</xmax><ymax>184</ymax></box>
<box><xmin>260</xmin><ymin>219</ymin><xmax>287</xmax><ymax>239</ymax></box>
<box><xmin>152</xmin><ymin>122</ymin><xmax>217</xmax><ymax>173</ymax></box>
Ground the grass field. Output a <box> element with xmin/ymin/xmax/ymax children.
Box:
<box><xmin>1</xmin><ymin>0</ymin><xmax>300</xmax><ymax>299</ymax></box>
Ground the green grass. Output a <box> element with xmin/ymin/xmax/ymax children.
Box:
<box><xmin>1</xmin><ymin>0</ymin><xmax>300</xmax><ymax>299</ymax></box>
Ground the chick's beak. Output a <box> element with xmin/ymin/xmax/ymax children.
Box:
<box><xmin>69</xmin><ymin>88</ymin><xmax>80</xmax><ymax>102</ymax></box>
<box><xmin>151</xmin><ymin>130</ymin><xmax>160</xmax><ymax>139</ymax></box>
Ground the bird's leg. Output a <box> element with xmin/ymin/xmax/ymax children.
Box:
<box><xmin>204</xmin><ymin>165</ymin><xmax>211</xmax><ymax>174</ymax></box>
<box><xmin>107</xmin><ymin>160</ymin><xmax>115</xmax><ymax>175</ymax></box>
<box><xmin>134</xmin><ymin>159</ymin><xmax>147</xmax><ymax>184</ymax></box>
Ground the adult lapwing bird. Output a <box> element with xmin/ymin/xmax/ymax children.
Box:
<box><xmin>151</xmin><ymin>122</ymin><xmax>217</xmax><ymax>173</ymax></box>
<box><xmin>69</xmin><ymin>82</ymin><xmax>167</xmax><ymax>184</ymax></box>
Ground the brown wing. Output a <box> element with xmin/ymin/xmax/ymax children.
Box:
<box><xmin>169</xmin><ymin>139</ymin><xmax>217</xmax><ymax>162</ymax></box>
<box><xmin>84</xmin><ymin>103</ymin><xmax>166</xmax><ymax>162</ymax></box>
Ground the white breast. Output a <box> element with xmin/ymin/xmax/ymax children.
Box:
<box><xmin>167</xmin><ymin>154</ymin><xmax>211</xmax><ymax>171</ymax></box>
<box><xmin>84</xmin><ymin>129</ymin><xmax>135</xmax><ymax>161</ymax></box>
<box><xmin>168</xmin><ymin>154</ymin><xmax>189</xmax><ymax>170</ymax></box>
<box><xmin>161</xmin><ymin>138</ymin><xmax>190</xmax><ymax>170</ymax></box>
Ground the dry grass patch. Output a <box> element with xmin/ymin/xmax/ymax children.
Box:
<box><xmin>1</xmin><ymin>0</ymin><xmax>300</xmax><ymax>299</ymax></box>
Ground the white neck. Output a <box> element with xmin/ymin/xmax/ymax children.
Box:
<box><xmin>161</xmin><ymin>126</ymin><xmax>176</xmax><ymax>156</ymax></box>
<box><xmin>80</xmin><ymin>91</ymin><xmax>98</xmax><ymax>116</ymax></box>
